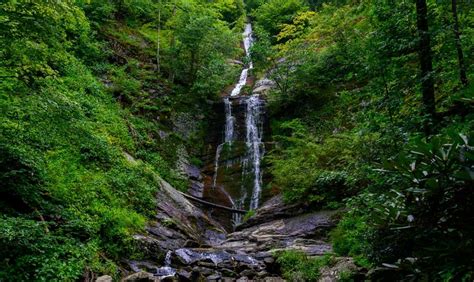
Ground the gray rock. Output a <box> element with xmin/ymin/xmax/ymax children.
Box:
<box><xmin>198</xmin><ymin>261</ymin><xmax>217</xmax><ymax>268</ymax></box>
<box><xmin>188</xmin><ymin>180</ymin><xmax>204</xmax><ymax>198</ymax></box>
<box><xmin>236</xmin><ymin>195</ymin><xmax>307</xmax><ymax>230</ymax></box>
<box><xmin>263</xmin><ymin>278</ymin><xmax>285</xmax><ymax>282</ymax></box>
<box><xmin>206</xmin><ymin>273</ymin><xmax>222</xmax><ymax>281</ymax></box>
<box><xmin>252</xmin><ymin>78</ymin><xmax>276</xmax><ymax>95</ymax></box>
<box><xmin>177</xmin><ymin>269</ymin><xmax>192</xmax><ymax>281</ymax></box>
<box><xmin>122</xmin><ymin>271</ymin><xmax>157</xmax><ymax>282</ymax></box>
<box><xmin>318</xmin><ymin>257</ymin><xmax>359</xmax><ymax>282</ymax></box>
<box><xmin>239</xmin><ymin>269</ymin><xmax>256</xmax><ymax>278</ymax></box>
<box><xmin>96</xmin><ymin>275</ymin><xmax>113</xmax><ymax>282</ymax></box>
<box><xmin>257</xmin><ymin>270</ymin><xmax>269</xmax><ymax>277</ymax></box>
<box><xmin>192</xmin><ymin>266</ymin><xmax>214</xmax><ymax>276</ymax></box>
<box><xmin>183</xmin><ymin>163</ymin><xmax>202</xmax><ymax>181</ymax></box>
<box><xmin>221</xmin><ymin>268</ymin><xmax>238</xmax><ymax>277</ymax></box>
<box><xmin>263</xmin><ymin>257</ymin><xmax>275</xmax><ymax>265</ymax></box>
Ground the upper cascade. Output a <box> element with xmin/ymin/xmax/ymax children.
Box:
<box><xmin>230</xmin><ymin>23</ymin><xmax>254</xmax><ymax>97</ymax></box>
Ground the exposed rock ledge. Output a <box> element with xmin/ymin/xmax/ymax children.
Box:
<box><xmin>117</xmin><ymin>178</ymin><xmax>353</xmax><ymax>281</ymax></box>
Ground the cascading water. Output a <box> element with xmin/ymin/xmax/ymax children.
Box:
<box><xmin>212</xmin><ymin>22</ymin><xmax>265</xmax><ymax>225</ymax></box>
<box><xmin>224</xmin><ymin>97</ymin><xmax>235</xmax><ymax>144</ymax></box>
<box><xmin>245</xmin><ymin>95</ymin><xmax>264</xmax><ymax>210</ymax></box>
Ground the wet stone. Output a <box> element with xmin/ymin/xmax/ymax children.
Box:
<box><xmin>122</xmin><ymin>271</ymin><xmax>157</xmax><ymax>282</ymax></box>
<box><xmin>221</xmin><ymin>268</ymin><xmax>238</xmax><ymax>277</ymax></box>
<box><xmin>206</xmin><ymin>273</ymin><xmax>222</xmax><ymax>281</ymax></box>
<box><xmin>192</xmin><ymin>266</ymin><xmax>214</xmax><ymax>277</ymax></box>
<box><xmin>176</xmin><ymin>269</ymin><xmax>192</xmax><ymax>281</ymax></box>
<box><xmin>96</xmin><ymin>275</ymin><xmax>112</xmax><ymax>282</ymax></box>
<box><xmin>188</xmin><ymin>180</ymin><xmax>204</xmax><ymax>198</ymax></box>
<box><xmin>240</xmin><ymin>269</ymin><xmax>257</xmax><ymax>278</ymax></box>
<box><xmin>263</xmin><ymin>257</ymin><xmax>275</xmax><ymax>265</ymax></box>
<box><xmin>197</xmin><ymin>261</ymin><xmax>216</xmax><ymax>268</ymax></box>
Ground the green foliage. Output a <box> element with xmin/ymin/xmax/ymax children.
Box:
<box><xmin>213</xmin><ymin>0</ymin><xmax>245</xmax><ymax>26</ymax></box>
<box><xmin>275</xmin><ymin>250</ymin><xmax>335</xmax><ymax>281</ymax></box>
<box><xmin>270</xmin><ymin>119</ymin><xmax>378</xmax><ymax>207</ymax></box>
<box><xmin>252</xmin><ymin>0</ymin><xmax>308</xmax><ymax>41</ymax></box>
<box><xmin>0</xmin><ymin>217</ymin><xmax>102</xmax><ymax>282</ymax></box>
<box><xmin>243</xmin><ymin>209</ymin><xmax>256</xmax><ymax>222</ymax></box>
<box><xmin>332</xmin><ymin>132</ymin><xmax>474</xmax><ymax>279</ymax></box>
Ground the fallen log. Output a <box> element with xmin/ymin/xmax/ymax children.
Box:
<box><xmin>177</xmin><ymin>191</ymin><xmax>248</xmax><ymax>214</ymax></box>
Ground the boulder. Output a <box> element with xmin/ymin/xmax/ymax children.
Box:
<box><xmin>188</xmin><ymin>180</ymin><xmax>204</xmax><ymax>198</ymax></box>
<box><xmin>252</xmin><ymin>78</ymin><xmax>276</xmax><ymax>95</ymax></box>
<box><xmin>176</xmin><ymin>269</ymin><xmax>192</xmax><ymax>281</ymax></box>
<box><xmin>206</xmin><ymin>273</ymin><xmax>222</xmax><ymax>281</ymax></box>
<box><xmin>236</xmin><ymin>195</ymin><xmax>308</xmax><ymax>230</ymax></box>
<box><xmin>122</xmin><ymin>271</ymin><xmax>157</xmax><ymax>282</ymax></box>
<box><xmin>96</xmin><ymin>275</ymin><xmax>113</xmax><ymax>282</ymax></box>
<box><xmin>318</xmin><ymin>257</ymin><xmax>359</xmax><ymax>282</ymax></box>
<box><xmin>223</xmin><ymin>209</ymin><xmax>337</xmax><ymax>255</ymax></box>
<box><xmin>183</xmin><ymin>163</ymin><xmax>202</xmax><ymax>181</ymax></box>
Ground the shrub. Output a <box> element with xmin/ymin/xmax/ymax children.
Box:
<box><xmin>275</xmin><ymin>250</ymin><xmax>335</xmax><ymax>281</ymax></box>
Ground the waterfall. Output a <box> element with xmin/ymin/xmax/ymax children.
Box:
<box><xmin>212</xmin><ymin>22</ymin><xmax>265</xmax><ymax>226</ymax></box>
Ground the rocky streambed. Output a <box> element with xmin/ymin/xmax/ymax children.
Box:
<box><xmin>108</xmin><ymin>175</ymin><xmax>357</xmax><ymax>282</ymax></box>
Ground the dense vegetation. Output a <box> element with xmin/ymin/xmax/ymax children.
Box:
<box><xmin>0</xmin><ymin>0</ymin><xmax>244</xmax><ymax>280</ymax></box>
<box><xmin>247</xmin><ymin>0</ymin><xmax>473</xmax><ymax>280</ymax></box>
<box><xmin>1</xmin><ymin>0</ymin><xmax>473</xmax><ymax>281</ymax></box>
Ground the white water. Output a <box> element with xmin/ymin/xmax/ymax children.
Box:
<box><xmin>224</xmin><ymin>97</ymin><xmax>234</xmax><ymax>143</ymax></box>
<box><xmin>230</xmin><ymin>23</ymin><xmax>254</xmax><ymax>97</ymax></box>
<box><xmin>245</xmin><ymin>95</ymin><xmax>264</xmax><ymax>210</ymax></box>
<box><xmin>164</xmin><ymin>251</ymin><xmax>172</xmax><ymax>266</ymax></box>
<box><xmin>243</xmin><ymin>23</ymin><xmax>254</xmax><ymax>69</ymax></box>
<box><xmin>230</xmin><ymin>68</ymin><xmax>249</xmax><ymax>97</ymax></box>
<box><xmin>212</xmin><ymin>143</ymin><xmax>224</xmax><ymax>188</ymax></box>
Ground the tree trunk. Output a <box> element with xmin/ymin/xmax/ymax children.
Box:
<box><xmin>156</xmin><ymin>0</ymin><xmax>161</xmax><ymax>74</ymax></box>
<box><xmin>169</xmin><ymin>0</ymin><xmax>178</xmax><ymax>82</ymax></box>
<box><xmin>451</xmin><ymin>0</ymin><xmax>468</xmax><ymax>86</ymax></box>
<box><xmin>415</xmin><ymin>0</ymin><xmax>436</xmax><ymax>132</ymax></box>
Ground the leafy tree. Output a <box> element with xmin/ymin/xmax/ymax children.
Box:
<box><xmin>252</xmin><ymin>0</ymin><xmax>308</xmax><ymax>42</ymax></box>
